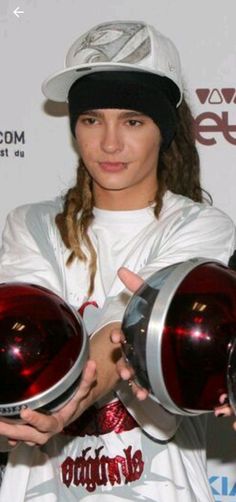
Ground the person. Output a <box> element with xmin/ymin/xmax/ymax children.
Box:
<box><xmin>0</xmin><ymin>19</ymin><xmax>235</xmax><ymax>502</ymax></box>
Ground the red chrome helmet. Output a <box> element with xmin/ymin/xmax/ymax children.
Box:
<box><xmin>0</xmin><ymin>282</ymin><xmax>88</xmax><ymax>420</ymax></box>
<box><xmin>122</xmin><ymin>258</ymin><xmax>236</xmax><ymax>415</ymax></box>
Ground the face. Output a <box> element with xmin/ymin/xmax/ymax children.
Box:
<box><xmin>75</xmin><ymin>108</ymin><xmax>162</xmax><ymax>209</ymax></box>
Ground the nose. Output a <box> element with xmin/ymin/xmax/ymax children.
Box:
<box><xmin>100</xmin><ymin>123</ymin><xmax>123</xmax><ymax>153</ymax></box>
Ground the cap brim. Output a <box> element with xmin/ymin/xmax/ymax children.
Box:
<box><xmin>42</xmin><ymin>63</ymin><xmax>167</xmax><ymax>102</ymax></box>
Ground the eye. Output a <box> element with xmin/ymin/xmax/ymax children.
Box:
<box><xmin>79</xmin><ymin>116</ymin><xmax>99</xmax><ymax>125</ymax></box>
<box><xmin>127</xmin><ymin>119</ymin><xmax>143</xmax><ymax>127</ymax></box>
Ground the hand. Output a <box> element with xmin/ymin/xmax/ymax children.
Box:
<box><xmin>213</xmin><ymin>393</ymin><xmax>236</xmax><ymax>432</ymax></box>
<box><xmin>111</xmin><ymin>267</ymin><xmax>149</xmax><ymax>401</ymax></box>
<box><xmin>0</xmin><ymin>359</ymin><xmax>96</xmax><ymax>447</ymax></box>
<box><xmin>214</xmin><ymin>393</ymin><xmax>232</xmax><ymax>417</ymax></box>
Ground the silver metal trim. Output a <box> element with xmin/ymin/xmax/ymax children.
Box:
<box><xmin>145</xmin><ymin>258</ymin><xmax>221</xmax><ymax>415</ymax></box>
<box><xmin>227</xmin><ymin>338</ymin><xmax>236</xmax><ymax>415</ymax></box>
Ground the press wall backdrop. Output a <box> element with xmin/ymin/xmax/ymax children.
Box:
<box><xmin>1</xmin><ymin>1</ymin><xmax>236</xmax><ymax>499</ymax></box>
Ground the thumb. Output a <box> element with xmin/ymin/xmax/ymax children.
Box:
<box><xmin>118</xmin><ymin>267</ymin><xmax>144</xmax><ymax>293</ymax></box>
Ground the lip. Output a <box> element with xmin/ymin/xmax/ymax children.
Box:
<box><xmin>99</xmin><ymin>162</ymin><xmax>127</xmax><ymax>172</ymax></box>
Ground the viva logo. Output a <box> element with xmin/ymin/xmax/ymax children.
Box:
<box><xmin>194</xmin><ymin>88</ymin><xmax>236</xmax><ymax>146</ymax></box>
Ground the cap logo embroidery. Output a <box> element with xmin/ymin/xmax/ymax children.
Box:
<box><xmin>71</xmin><ymin>22</ymin><xmax>151</xmax><ymax>66</ymax></box>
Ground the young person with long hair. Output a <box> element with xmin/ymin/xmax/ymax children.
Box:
<box><xmin>0</xmin><ymin>20</ymin><xmax>235</xmax><ymax>502</ymax></box>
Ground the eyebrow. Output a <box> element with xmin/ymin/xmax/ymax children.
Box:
<box><xmin>79</xmin><ymin>110</ymin><xmax>146</xmax><ymax>118</ymax></box>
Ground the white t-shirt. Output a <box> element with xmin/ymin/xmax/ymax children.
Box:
<box><xmin>0</xmin><ymin>190</ymin><xmax>235</xmax><ymax>501</ymax></box>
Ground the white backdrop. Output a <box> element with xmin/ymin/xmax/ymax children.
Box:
<box><xmin>1</xmin><ymin>1</ymin><xmax>236</xmax><ymax>500</ymax></box>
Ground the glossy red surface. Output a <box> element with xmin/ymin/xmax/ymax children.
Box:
<box><xmin>122</xmin><ymin>261</ymin><xmax>236</xmax><ymax>413</ymax></box>
<box><xmin>162</xmin><ymin>263</ymin><xmax>236</xmax><ymax>410</ymax></box>
<box><xmin>0</xmin><ymin>282</ymin><xmax>83</xmax><ymax>404</ymax></box>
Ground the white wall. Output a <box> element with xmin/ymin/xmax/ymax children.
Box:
<box><xmin>1</xmin><ymin>1</ymin><xmax>236</xmax><ymax>499</ymax></box>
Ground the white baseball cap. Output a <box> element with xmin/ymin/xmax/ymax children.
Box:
<box><xmin>42</xmin><ymin>20</ymin><xmax>183</xmax><ymax>106</ymax></box>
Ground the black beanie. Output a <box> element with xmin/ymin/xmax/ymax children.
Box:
<box><xmin>68</xmin><ymin>71</ymin><xmax>180</xmax><ymax>149</ymax></box>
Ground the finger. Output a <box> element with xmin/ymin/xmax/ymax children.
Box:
<box><xmin>127</xmin><ymin>378</ymin><xmax>149</xmax><ymax>400</ymax></box>
<box><xmin>20</xmin><ymin>408</ymin><xmax>60</xmax><ymax>434</ymax></box>
<box><xmin>8</xmin><ymin>439</ymin><xmax>19</xmax><ymax>447</ymax></box>
<box><xmin>110</xmin><ymin>328</ymin><xmax>125</xmax><ymax>345</ymax></box>
<box><xmin>214</xmin><ymin>406</ymin><xmax>232</xmax><ymax>418</ymax></box>
<box><xmin>0</xmin><ymin>421</ymin><xmax>50</xmax><ymax>445</ymax></box>
<box><xmin>20</xmin><ymin>360</ymin><xmax>97</xmax><ymax>434</ymax></box>
<box><xmin>51</xmin><ymin>359</ymin><xmax>97</xmax><ymax>428</ymax></box>
<box><xmin>134</xmin><ymin>385</ymin><xmax>149</xmax><ymax>401</ymax></box>
<box><xmin>118</xmin><ymin>267</ymin><xmax>144</xmax><ymax>292</ymax></box>
<box><xmin>116</xmin><ymin>358</ymin><xmax>135</xmax><ymax>381</ymax></box>
<box><xmin>72</xmin><ymin>359</ymin><xmax>97</xmax><ymax>403</ymax></box>
<box><xmin>25</xmin><ymin>441</ymin><xmax>39</xmax><ymax>447</ymax></box>
<box><xmin>214</xmin><ymin>394</ymin><xmax>232</xmax><ymax>417</ymax></box>
<box><xmin>218</xmin><ymin>393</ymin><xmax>229</xmax><ymax>405</ymax></box>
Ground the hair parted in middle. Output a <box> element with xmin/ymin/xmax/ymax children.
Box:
<box><xmin>55</xmin><ymin>96</ymin><xmax>211</xmax><ymax>298</ymax></box>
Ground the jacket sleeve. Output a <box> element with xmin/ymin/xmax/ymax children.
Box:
<box><xmin>0</xmin><ymin>203</ymin><xmax>65</xmax><ymax>297</ymax></box>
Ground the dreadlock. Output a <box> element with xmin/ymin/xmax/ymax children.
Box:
<box><xmin>55</xmin><ymin>159</ymin><xmax>96</xmax><ymax>297</ymax></box>
<box><xmin>56</xmin><ymin>96</ymin><xmax>211</xmax><ymax>297</ymax></box>
<box><xmin>153</xmin><ymin>96</ymin><xmax>212</xmax><ymax>217</ymax></box>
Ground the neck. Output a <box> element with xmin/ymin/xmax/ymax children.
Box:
<box><xmin>94</xmin><ymin>189</ymin><xmax>155</xmax><ymax>210</ymax></box>
<box><xmin>93</xmin><ymin>184</ymin><xmax>158</xmax><ymax>210</ymax></box>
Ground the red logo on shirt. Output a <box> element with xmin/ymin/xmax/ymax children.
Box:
<box><xmin>61</xmin><ymin>445</ymin><xmax>144</xmax><ymax>491</ymax></box>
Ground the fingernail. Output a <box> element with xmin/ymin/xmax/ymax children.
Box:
<box><xmin>21</xmin><ymin>408</ymin><xmax>30</xmax><ymax>418</ymax></box>
<box><xmin>219</xmin><ymin>394</ymin><xmax>229</xmax><ymax>405</ymax></box>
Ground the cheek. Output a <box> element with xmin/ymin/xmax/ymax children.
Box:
<box><xmin>75</xmin><ymin>133</ymin><xmax>94</xmax><ymax>160</ymax></box>
<box><xmin>75</xmin><ymin>127</ymin><xmax>100</xmax><ymax>159</ymax></box>
<box><xmin>134</xmin><ymin>133</ymin><xmax>161</xmax><ymax>163</ymax></box>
